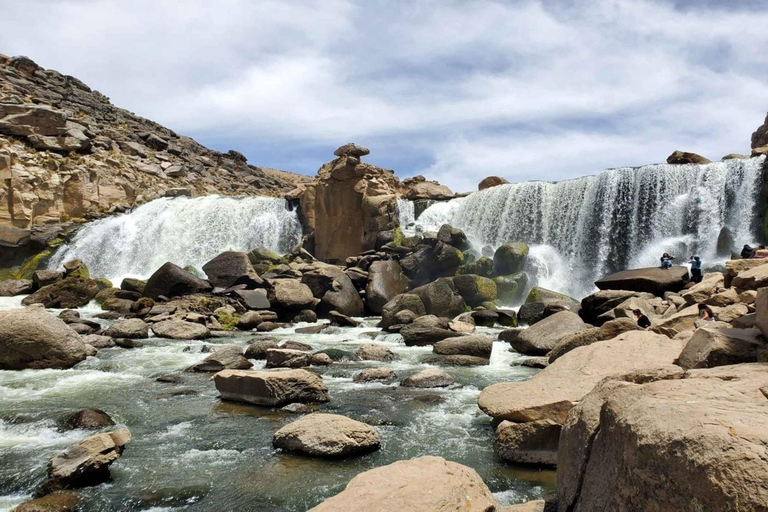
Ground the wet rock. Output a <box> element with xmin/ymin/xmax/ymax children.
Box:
<box><xmin>33</xmin><ymin>270</ymin><xmax>63</xmax><ymax>289</ymax></box>
<box><xmin>458</xmin><ymin>256</ymin><xmax>495</xmax><ymax>278</ymax></box>
<box><xmin>595</xmin><ymin>266</ymin><xmax>689</xmax><ymax>296</ymax></box>
<box><xmin>400</xmin><ymin>315</ymin><xmax>464</xmax><ymax>346</ymax></box>
<box><xmin>213</xmin><ymin>369</ymin><xmax>330</xmax><ymax>406</ymax></box>
<box><xmin>471</xmin><ymin>309</ymin><xmax>498</xmax><ymax>327</ymax></box>
<box><xmin>152</xmin><ymin>320</ymin><xmax>210</xmax><ymax>340</ymax></box>
<box><xmin>143</xmin><ymin>262</ymin><xmax>212</xmax><ymax>300</ymax></box>
<box><xmin>267</xmin><ymin>279</ymin><xmax>315</xmax><ymax>311</ymax></box>
<box><xmin>509</xmin><ymin>311</ymin><xmax>589</xmax><ymax>356</ymax></box>
<box><xmin>281</xmin><ymin>403</ymin><xmax>318</xmax><ymax>414</ymax></box>
<box><xmin>493</xmin><ymin>242</ymin><xmax>529</xmax><ymax>275</ymax></box>
<box><xmin>355</xmin><ymin>343</ymin><xmax>398</xmax><ymax>361</ymax></box>
<box><xmin>244</xmin><ymin>338</ymin><xmax>279</xmax><ymax>359</ymax></box>
<box><xmin>13</xmin><ymin>492</ymin><xmax>82</xmax><ymax>512</ymax></box>
<box><xmin>22</xmin><ymin>277</ymin><xmax>100</xmax><ymax>309</ymax></box>
<box><xmin>365</xmin><ymin>260</ymin><xmax>409</xmax><ymax>314</ymax></box>
<box><xmin>328</xmin><ymin>310</ymin><xmax>359</xmax><ymax>327</ymax></box>
<box><xmin>309</xmin><ymin>456</ymin><xmax>498</xmax><ymax>512</ymax></box>
<box><xmin>520</xmin><ymin>357</ymin><xmax>549</xmax><ymax>369</ymax></box>
<box><xmin>436</xmin><ymin>224</ymin><xmax>470</xmax><ymax>251</ymax></box>
<box><xmin>100</xmin><ymin>297</ymin><xmax>134</xmax><ymax>314</ymax></box>
<box><xmin>236</xmin><ymin>311</ymin><xmax>277</xmax><ymax>330</ymax></box>
<box><xmin>311</xmin><ymin>353</ymin><xmax>333</xmax><ymax>366</ymax></box>
<box><xmin>409</xmin><ymin>278</ymin><xmax>467</xmax><ymax>319</ymax></box>
<box><xmin>120</xmin><ymin>278</ymin><xmax>146</xmax><ymax>294</ymax></box>
<box><xmin>400</xmin><ymin>368</ymin><xmax>456</xmax><ymax>388</ymax></box>
<box><xmin>0</xmin><ymin>278</ymin><xmax>33</xmax><ymax>296</ymax></box>
<box><xmin>188</xmin><ymin>345</ymin><xmax>253</xmax><ymax>372</ymax></box>
<box><xmin>61</xmin><ymin>409</ymin><xmax>115</xmax><ymax>430</ymax></box>
<box><xmin>280</xmin><ymin>340</ymin><xmax>313</xmax><ymax>351</ymax></box>
<box><xmin>478</xmin><ymin>176</ymin><xmax>509</xmax><ymax>190</ymax></box>
<box><xmin>452</xmin><ymin>274</ymin><xmax>497</xmax><ymax>307</ymax></box>
<box><xmin>291</xmin><ymin>309</ymin><xmax>317</xmax><ymax>323</ymax></box>
<box><xmin>81</xmin><ymin>334</ymin><xmax>114</xmax><ymax>349</ymax></box>
<box><xmin>273</xmin><ymin>413</ymin><xmax>380</xmax><ymax>458</ymax></box>
<box><xmin>676</xmin><ymin>327</ymin><xmax>767</xmax><ymax>369</ymax></box>
<box><xmin>379</xmin><ymin>293</ymin><xmax>426</xmax><ymax>329</ymax></box>
<box><xmin>496</xmin><ymin>419</ymin><xmax>560</xmax><ymax>466</ymax></box>
<box><xmin>114</xmin><ymin>338</ymin><xmax>143</xmax><ymax>349</ymax></box>
<box><xmin>421</xmin><ymin>354</ymin><xmax>490</xmax><ymax>366</ymax></box>
<box><xmin>314</xmin><ymin>348</ymin><xmax>360</xmax><ymax>362</ymax></box>
<box><xmin>265</xmin><ymin>348</ymin><xmax>312</xmax><ymax>368</ymax></box>
<box><xmin>433</xmin><ymin>334</ymin><xmax>493</xmax><ymax>358</ymax></box>
<box><xmin>202</xmin><ymin>251</ymin><xmax>260</xmax><ymax>289</ymax></box>
<box><xmin>449</xmin><ymin>318</ymin><xmax>475</xmax><ymax>333</ymax></box>
<box><xmin>478</xmin><ymin>331</ymin><xmax>685</xmax><ymax>424</ymax></box>
<box><xmin>41</xmin><ymin>428</ymin><xmax>131</xmax><ymax>494</ymax></box>
<box><xmin>0</xmin><ymin>306</ymin><xmax>87</xmax><ymax>370</ymax></box>
<box><xmin>353</xmin><ymin>367</ymin><xmax>396</xmax><ymax>383</ymax></box>
<box><xmin>257</xmin><ymin>321</ymin><xmax>284</xmax><ymax>332</ymax></box>
<box><xmin>232</xmin><ymin>289</ymin><xmax>270</xmax><ymax>310</ymax></box>
<box><xmin>105</xmin><ymin>318</ymin><xmax>149</xmax><ymax>339</ymax></box>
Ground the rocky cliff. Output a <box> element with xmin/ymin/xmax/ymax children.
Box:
<box><xmin>0</xmin><ymin>54</ymin><xmax>310</xmax><ymax>257</ymax></box>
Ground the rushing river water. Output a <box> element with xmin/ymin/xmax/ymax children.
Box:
<box><xmin>0</xmin><ymin>299</ymin><xmax>553</xmax><ymax>511</ymax></box>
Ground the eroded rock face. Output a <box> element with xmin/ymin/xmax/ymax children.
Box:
<box><xmin>213</xmin><ymin>369</ymin><xmax>330</xmax><ymax>406</ymax></box>
<box><xmin>496</xmin><ymin>419</ymin><xmax>560</xmax><ymax>466</ymax></box>
<box><xmin>0</xmin><ymin>306</ymin><xmax>87</xmax><ymax>370</ymax></box>
<box><xmin>309</xmin><ymin>456</ymin><xmax>499</xmax><ymax>512</ymax></box>
<box><xmin>558</xmin><ymin>364</ymin><xmax>768</xmax><ymax>512</ymax></box>
<box><xmin>272</xmin><ymin>413</ymin><xmax>380</xmax><ymax>458</ymax></box>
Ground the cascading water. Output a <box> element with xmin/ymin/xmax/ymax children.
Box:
<box><xmin>404</xmin><ymin>157</ymin><xmax>764</xmax><ymax>298</ymax></box>
<box><xmin>48</xmin><ymin>195</ymin><xmax>303</xmax><ymax>283</ymax></box>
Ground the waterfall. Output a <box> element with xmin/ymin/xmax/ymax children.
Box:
<box><xmin>49</xmin><ymin>195</ymin><xmax>303</xmax><ymax>283</ymax></box>
<box><xmin>407</xmin><ymin>157</ymin><xmax>764</xmax><ymax>298</ymax></box>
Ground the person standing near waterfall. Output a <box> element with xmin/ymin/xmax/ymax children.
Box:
<box><xmin>690</xmin><ymin>255</ymin><xmax>702</xmax><ymax>283</ymax></box>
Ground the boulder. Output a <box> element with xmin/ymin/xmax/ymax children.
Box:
<box><xmin>494</xmin><ymin>272</ymin><xmax>528</xmax><ymax>304</ymax></box>
<box><xmin>355</xmin><ymin>343</ymin><xmax>398</xmax><ymax>361</ymax></box>
<box><xmin>33</xmin><ymin>270</ymin><xmax>63</xmax><ymax>289</ymax></box>
<box><xmin>724</xmin><ymin>258</ymin><xmax>767</xmax><ymax>287</ymax></box>
<box><xmin>509</xmin><ymin>311</ymin><xmax>589</xmax><ymax>356</ymax></box>
<box><xmin>401</xmin><ymin>368</ymin><xmax>456</xmax><ymax>388</ymax></box>
<box><xmin>547</xmin><ymin>327</ymin><xmax>604</xmax><ymax>363</ymax></box>
<box><xmin>478</xmin><ymin>331</ymin><xmax>685</xmax><ymax>424</ymax></box>
<box><xmin>718</xmin><ymin>302</ymin><xmax>750</xmax><ymax>324</ymax></box>
<box><xmin>232</xmin><ymin>289</ymin><xmax>270</xmax><ymax>310</ymax></box>
<box><xmin>317</xmin><ymin>272</ymin><xmax>364</xmax><ymax>317</ymax></box>
<box><xmin>291</xmin><ymin>309</ymin><xmax>317</xmax><ymax>323</ymax></box>
<box><xmin>422</xmin><ymin>354</ymin><xmax>490</xmax><ymax>366</ymax></box>
<box><xmin>265</xmin><ymin>348</ymin><xmax>312</xmax><ymax>368</ymax></box>
<box><xmin>41</xmin><ymin>428</ymin><xmax>131</xmax><ymax>493</ymax></box>
<box><xmin>22</xmin><ymin>277</ymin><xmax>100</xmax><ymax>309</ymax></box>
<box><xmin>458</xmin><ymin>256</ymin><xmax>495</xmax><ymax>278</ymax></box>
<box><xmin>328</xmin><ymin>310</ymin><xmax>359</xmax><ymax>327</ymax></box>
<box><xmin>471</xmin><ymin>310</ymin><xmax>498</xmax><ymax>327</ymax></box>
<box><xmin>756</xmin><ymin>288</ymin><xmax>768</xmax><ymax>339</ymax></box>
<box><xmin>496</xmin><ymin>419</ymin><xmax>560</xmax><ymax>466</ymax></box>
<box><xmin>365</xmin><ymin>260</ymin><xmax>408</xmax><ymax>314</ymax></box>
<box><xmin>493</xmin><ymin>243</ymin><xmax>529</xmax><ymax>275</ymax></box>
<box><xmin>244</xmin><ymin>338</ymin><xmax>279</xmax><ymax>359</ymax></box>
<box><xmin>558</xmin><ymin>364</ymin><xmax>768</xmax><ymax>512</ymax></box>
<box><xmin>478</xmin><ymin>176</ymin><xmax>509</xmax><ymax>190</ymax></box>
<box><xmin>61</xmin><ymin>409</ymin><xmax>115</xmax><ymax>430</ymax></box>
<box><xmin>280</xmin><ymin>340</ymin><xmax>313</xmax><ymax>351</ymax></box>
<box><xmin>525</xmin><ymin>287</ymin><xmax>579</xmax><ymax>307</ymax></box>
<box><xmin>651</xmin><ymin>304</ymin><xmax>700</xmax><ymax>338</ymax></box>
<box><xmin>143</xmin><ymin>262</ymin><xmax>212</xmax><ymax>299</ymax></box>
<box><xmin>400</xmin><ymin>316</ymin><xmax>464</xmax><ymax>346</ymax></box>
<box><xmin>410</xmin><ymin>278</ymin><xmax>467</xmax><ymax>318</ymax></box>
<box><xmin>0</xmin><ymin>278</ymin><xmax>33</xmax><ymax>296</ymax></box>
<box><xmin>202</xmin><ymin>251</ymin><xmax>259</xmax><ymax>289</ymax></box>
<box><xmin>595</xmin><ymin>266</ymin><xmax>689</xmax><ymax>296</ymax></box>
<box><xmin>677</xmin><ymin>327</ymin><xmax>767</xmax><ymax>369</ymax></box>
<box><xmin>308</xmin><ymin>456</ymin><xmax>499</xmax><ymax>512</ymax></box>
<box><xmin>353</xmin><ymin>367</ymin><xmax>396</xmax><ymax>383</ymax></box>
<box><xmin>436</xmin><ymin>224</ymin><xmax>470</xmax><ymax>250</ymax></box>
<box><xmin>268</xmin><ymin>279</ymin><xmax>316</xmax><ymax>311</ymax></box>
<box><xmin>12</xmin><ymin>492</ymin><xmax>82</xmax><ymax>512</ymax></box>
<box><xmin>0</xmin><ymin>307</ymin><xmax>87</xmax><ymax>370</ymax></box>
<box><xmin>247</xmin><ymin>246</ymin><xmax>282</xmax><ymax>267</ymax></box>
<box><xmin>452</xmin><ymin>274</ymin><xmax>497</xmax><ymax>307</ymax></box>
<box><xmin>188</xmin><ymin>345</ymin><xmax>253</xmax><ymax>372</ymax></box>
<box><xmin>105</xmin><ymin>319</ymin><xmax>149</xmax><ymax>339</ymax></box>
<box><xmin>120</xmin><ymin>278</ymin><xmax>146</xmax><ymax>294</ymax></box>
<box><xmin>236</xmin><ymin>311</ymin><xmax>278</xmax><ymax>330</ymax></box>
<box><xmin>272</xmin><ymin>413</ymin><xmax>380</xmax><ymax>457</ymax></box>
<box><xmin>379</xmin><ymin>293</ymin><xmax>426</xmax><ymax>329</ymax></box>
<box><xmin>666</xmin><ymin>150</ymin><xmax>711</xmax><ymax>164</ymax></box>
<box><xmin>213</xmin><ymin>369</ymin><xmax>330</xmax><ymax>406</ymax></box>
<box><xmin>702</xmin><ymin>288</ymin><xmax>739</xmax><ymax>307</ymax></box>
<box><xmin>81</xmin><ymin>334</ymin><xmax>114</xmax><ymax>349</ymax></box>
<box><xmin>731</xmin><ymin>261</ymin><xmax>768</xmax><ymax>291</ymax></box>
<box><xmin>580</xmin><ymin>290</ymin><xmax>646</xmax><ymax>324</ymax></box>
<box><xmin>433</xmin><ymin>334</ymin><xmax>493</xmax><ymax>358</ymax></box>
<box><xmin>680</xmin><ymin>272</ymin><xmax>724</xmax><ymax>304</ymax></box>
<box><xmin>151</xmin><ymin>320</ymin><xmax>210</xmax><ymax>340</ymax></box>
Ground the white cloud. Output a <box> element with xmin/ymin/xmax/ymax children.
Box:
<box><xmin>1</xmin><ymin>0</ymin><xmax>768</xmax><ymax>191</ymax></box>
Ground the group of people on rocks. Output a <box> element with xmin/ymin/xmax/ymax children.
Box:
<box><xmin>659</xmin><ymin>252</ymin><xmax>703</xmax><ymax>283</ymax></box>
<box><xmin>633</xmin><ymin>302</ymin><xmax>716</xmax><ymax>329</ymax></box>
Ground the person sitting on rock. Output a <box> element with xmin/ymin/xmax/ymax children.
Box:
<box><xmin>660</xmin><ymin>252</ymin><xmax>674</xmax><ymax>269</ymax></box>
<box><xmin>698</xmin><ymin>303</ymin><xmax>716</xmax><ymax>321</ymax></box>
<box><xmin>689</xmin><ymin>255</ymin><xmax>703</xmax><ymax>283</ymax></box>
<box><xmin>633</xmin><ymin>309</ymin><xmax>651</xmax><ymax>329</ymax></box>
<box><xmin>741</xmin><ymin>244</ymin><xmax>756</xmax><ymax>259</ymax></box>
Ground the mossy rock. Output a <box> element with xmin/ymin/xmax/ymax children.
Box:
<box><xmin>393</xmin><ymin>227</ymin><xmax>405</xmax><ymax>246</ymax></box>
<box><xmin>95</xmin><ymin>287</ymin><xmax>119</xmax><ymax>305</ymax></box>
<box><xmin>492</xmin><ymin>242</ymin><xmax>529</xmax><ymax>275</ymax></box>
<box><xmin>456</xmin><ymin>256</ymin><xmax>493</xmax><ymax>278</ymax></box>
<box><xmin>247</xmin><ymin>246</ymin><xmax>282</xmax><ymax>265</ymax></box>
<box><xmin>452</xmin><ymin>274</ymin><xmax>497</xmax><ymax>307</ymax></box>
<box><xmin>95</xmin><ymin>278</ymin><xmax>113</xmax><ymax>290</ymax></box>
<box><xmin>494</xmin><ymin>272</ymin><xmax>529</xmax><ymax>305</ymax></box>
<box><xmin>21</xmin><ymin>276</ymin><xmax>99</xmax><ymax>308</ymax></box>
<box><xmin>215</xmin><ymin>313</ymin><xmax>240</xmax><ymax>331</ymax></box>
<box><xmin>525</xmin><ymin>286</ymin><xmax>579</xmax><ymax>306</ymax></box>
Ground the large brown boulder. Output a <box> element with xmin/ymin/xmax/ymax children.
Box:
<box><xmin>272</xmin><ymin>413</ymin><xmax>380</xmax><ymax>457</ymax></box>
<box><xmin>666</xmin><ymin>150</ymin><xmax>711</xmax><ymax>164</ymax></box>
<box><xmin>400</xmin><ymin>368</ymin><xmax>456</xmax><ymax>388</ymax></box>
<box><xmin>496</xmin><ymin>419</ymin><xmax>560</xmax><ymax>466</ymax></box>
<box><xmin>558</xmin><ymin>364</ymin><xmax>768</xmax><ymax>512</ymax></box>
<box><xmin>595</xmin><ymin>266</ymin><xmax>689</xmax><ymax>296</ymax></box>
<box><xmin>151</xmin><ymin>320</ymin><xmax>210</xmax><ymax>340</ymax></box>
<box><xmin>731</xmin><ymin>261</ymin><xmax>768</xmax><ymax>291</ymax></box>
<box><xmin>0</xmin><ymin>307</ymin><xmax>87</xmax><ymax>370</ymax></box>
<box><xmin>651</xmin><ymin>304</ymin><xmax>699</xmax><ymax>338</ymax></box>
<box><xmin>756</xmin><ymin>288</ymin><xmax>768</xmax><ymax>339</ymax></box>
<box><xmin>400</xmin><ymin>315</ymin><xmax>464</xmax><ymax>346</ymax></box>
<box><xmin>365</xmin><ymin>260</ymin><xmax>408</xmax><ymax>314</ymax></box>
<box><xmin>317</xmin><ymin>271</ymin><xmax>364</xmax><ymax>317</ymax></box>
<box><xmin>478</xmin><ymin>331</ymin><xmax>685</xmax><ymax>424</ymax></box>
<box><xmin>379</xmin><ymin>293</ymin><xmax>426</xmax><ymax>329</ymax></box>
<box><xmin>309</xmin><ymin>456</ymin><xmax>499</xmax><ymax>512</ymax></box>
<box><xmin>725</xmin><ymin>258</ymin><xmax>767</xmax><ymax>287</ymax></box>
<box><xmin>677</xmin><ymin>327</ymin><xmax>767</xmax><ymax>369</ymax></box>
<box><xmin>409</xmin><ymin>278</ymin><xmax>467</xmax><ymax>319</ymax></box>
<box><xmin>509</xmin><ymin>311</ymin><xmax>589</xmax><ymax>356</ymax></box>
<box><xmin>143</xmin><ymin>262</ymin><xmax>212</xmax><ymax>299</ymax></box>
<box><xmin>104</xmin><ymin>318</ymin><xmax>149</xmax><ymax>339</ymax></box>
<box><xmin>433</xmin><ymin>334</ymin><xmax>493</xmax><ymax>358</ymax></box>
<box><xmin>213</xmin><ymin>369</ymin><xmax>330</xmax><ymax>406</ymax></box>
<box><xmin>478</xmin><ymin>176</ymin><xmax>509</xmax><ymax>190</ymax></box>
<box><xmin>41</xmin><ymin>428</ymin><xmax>131</xmax><ymax>494</ymax></box>
<box><xmin>267</xmin><ymin>279</ymin><xmax>316</xmax><ymax>311</ymax></box>
<box><xmin>201</xmin><ymin>251</ymin><xmax>259</xmax><ymax>289</ymax></box>
<box><xmin>188</xmin><ymin>345</ymin><xmax>253</xmax><ymax>372</ymax></box>
<box><xmin>22</xmin><ymin>277</ymin><xmax>100</xmax><ymax>309</ymax></box>
<box><xmin>579</xmin><ymin>290</ymin><xmax>647</xmax><ymax>325</ymax></box>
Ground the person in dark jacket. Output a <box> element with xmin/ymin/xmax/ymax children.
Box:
<box><xmin>690</xmin><ymin>255</ymin><xmax>703</xmax><ymax>283</ymax></box>
<box><xmin>741</xmin><ymin>244</ymin><xmax>756</xmax><ymax>259</ymax></box>
<box><xmin>633</xmin><ymin>309</ymin><xmax>651</xmax><ymax>329</ymax></box>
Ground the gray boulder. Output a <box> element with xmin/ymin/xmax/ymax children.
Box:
<box><xmin>365</xmin><ymin>260</ymin><xmax>409</xmax><ymax>314</ymax></box>
<box><xmin>493</xmin><ymin>242</ymin><xmax>529</xmax><ymax>275</ymax></box>
<box><xmin>510</xmin><ymin>311</ymin><xmax>589</xmax><ymax>355</ymax></box>
<box><xmin>143</xmin><ymin>262</ymin><xmax>212</xmax><ymax>299</ymax></box>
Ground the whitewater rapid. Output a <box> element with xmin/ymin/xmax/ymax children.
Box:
<box><xmin>48</xmin><ymin>195</ymin><xmax>302</xmax><ymax>283</ymax></box>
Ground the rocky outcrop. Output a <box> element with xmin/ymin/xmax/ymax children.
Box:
<box><xmin>143</xmin><ymin>262</ymin><xmax>211</xmax><ymax>300</ymax></box>
<box><xmin>403</xmin><ymin>176</ymin><xmax>453</xmax><ymax>200</ymax></box>
<box><xmin>309</xmin><ymin>456</ymin><xmax>499</xmax><ymax>512</ymax></box>
<box><xmin>0</xmin><ymin>306</ymin><xmax>87</xmax><ymax>369</ymax></box>
<box><xmin>365</xmin><ymin>260</ymin><xmax>408</xmax><ymax>314</ymax></box>
<box><xmin>558</xmin><ymin>364</ymin><xmax>768</xmax><ymax>511</ymax></box>
<box><xmin>272</xmin><ymin>413</ymin><xmax>380</xmax><ymax>457</ymax></box>
<box><xmin>478</xmin><ymin>176</ymin><xmax>509</xmax><ymax>190</ymax></box>
<box><xmin>676</xmin><ymin>327</ymin><xmax>767</xmax><ymax>369</ymax></box>
<box><xmin>666</xmin><ymin>150</ymin><xmax>711</xmax><ymax>164</ymax></box>
<box><xmin>213</xmin><ymin>369</ymin><xmax>330</xmax><ymax>406</ymax></box>
<box><xmin>595</xmin><ymin>266</ymin><xmax>689</xmax><ymax>296</ymax></box>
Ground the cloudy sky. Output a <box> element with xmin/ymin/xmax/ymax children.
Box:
<box><xmin>2</xmin><ymin>0</ymin><xmax>768</xmax><ymax>191</ymax></box>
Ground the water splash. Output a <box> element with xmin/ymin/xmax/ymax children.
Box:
<box><xmin>48</xmin><ymin>195</ymin><xmax>302</xmax><ymax>283</ymax></box>
<box><xmin>406</xmin><ymin>157</ymin><xmax>764</xmax><ymax>297</ymax></box>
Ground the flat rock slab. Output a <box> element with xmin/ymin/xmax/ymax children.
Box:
<box><xmin>272</xmin><ymin>413</ymin><xmax>380</xmax><ymax>457</ymax></box>
<box><xmin>478</xmin><ymin>331</ymin><xmax>685</xmax><ymax>423</ymax></box>
<box><xmin>510</xmin><ymin>311</ymin><xmax>588</xmax><ymax>355</ymax></box>
<box><xmin>214</xmin><ymin>369</ymin><xmax>329</xmax><ymax>406</ymax></box>
<box><xmin>595</xmin><ymin>266</ymin><xmax>689</xmax><ymax>296</ymax></box>
<box><xmin>152</xmin><ymin>320</ymin><xmax>210</xmax><ymax>340</ymax></box>
<box><xmin>400</xmin><ymin>368</ymin><xmax>456</xmax><ymax>388</ymax></box>
<box><xmin>309</xmin><ymin>455</ymin><xmax>499</xmax><ymax>511</ymax></box>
